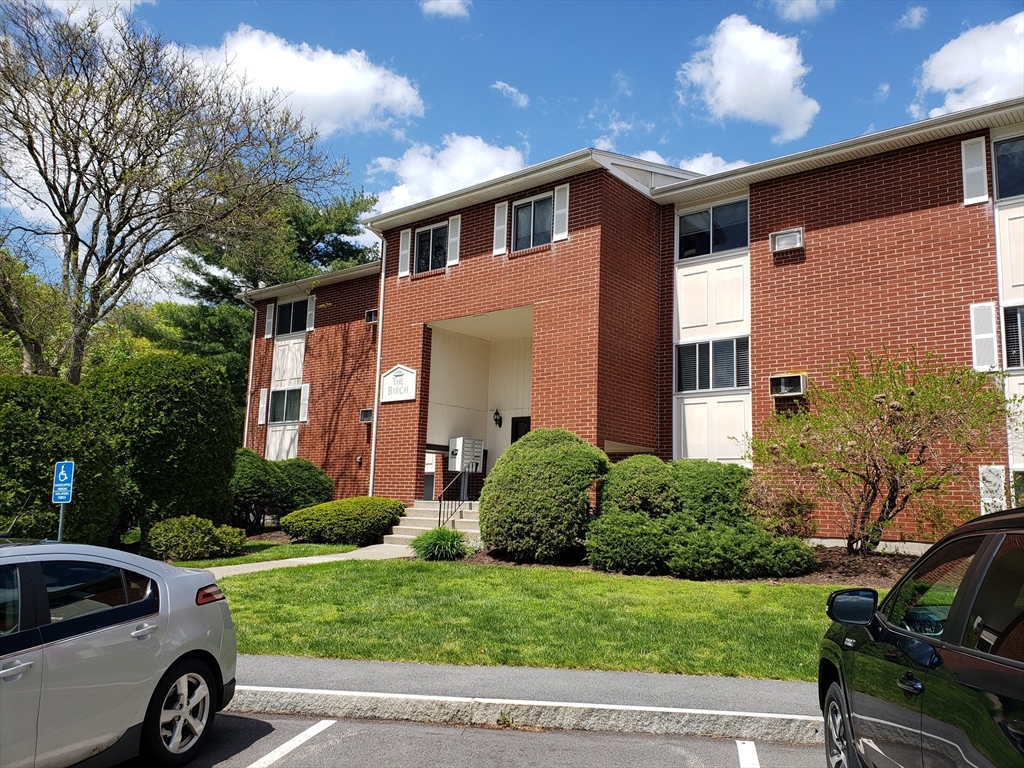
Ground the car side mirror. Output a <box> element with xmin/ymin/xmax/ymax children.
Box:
<box><xmin>826</xmin><ymin>588</ymin><xmax>878</xmax><ymax>626</ymax></box>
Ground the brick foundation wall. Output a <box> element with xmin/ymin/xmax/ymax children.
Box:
<box><xmin>748</xmin><ymin>129</ymin><xmax>1006</xmax><ymax>540</ymax></box>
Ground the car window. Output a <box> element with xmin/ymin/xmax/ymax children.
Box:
<box><xmin>125</xmin><ymin>569</ymin><xmax>155</xmax><ymax>604</ymax></box>
<box><xmin>883</xmin><ymin>536</ymin><xmax>983</xmax><ymax>638</ymax></box>
<box><xmin>41</xmin><ymin>561</ymin><xmax>127</xmax><ymax>623</ymax></box>
<box><xmin>961</xmin><ymin>534</ymin><xmax>1024</xmax><ymax>662</ymax></box>
<box><xmin>0</xmin><ymin>565</ymin><xmax>17</xmax><ymax>635</ymax></box>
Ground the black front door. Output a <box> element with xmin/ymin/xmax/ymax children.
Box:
<box><xmin>511</xmin><ymin>416</ymin><xmax>530</xmax><ymax>443</ymax></box>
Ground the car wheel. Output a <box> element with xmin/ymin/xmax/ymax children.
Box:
<box><xmin>141</xmin><ymin>659</ymin><xmax>217</xmax><ymax>768</ymax></box>
<box><xmin>824</xmin><ymin>681</ymin><xmax>860</xmax><ymax>768</ymax></box>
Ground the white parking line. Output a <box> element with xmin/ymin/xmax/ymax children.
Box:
<box><xmin>736</xmin><ymin>740</ymin><xmax>760</xmax><ymax>768</ymax></box>
<box><xmin>245</xmin><ymin>719</ymin><xmax>336</xmax><ymax>768</ymax></box>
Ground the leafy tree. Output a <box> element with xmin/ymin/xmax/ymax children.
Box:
<box><xmin>0</xmin><ymin>2</ymin><xmax>343</xmax><ymax>382</ymax></box>
<box><xmin>749</xmin><ymin>351</ymin><xmax>1011</xmax><ymax>553</ymax></box>
<box><xmin>84</xmin><ymin>351</ymin><xmax>237</xmax><ymax>541</ymax></box>
<box><xmin>177</xmin><ymin>189</ymin><xmax>378</xmax><ymax>305</ymax></box>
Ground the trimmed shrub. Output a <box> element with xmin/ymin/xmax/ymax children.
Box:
<box><xmin>277</xmin><ymin>458</ymin><xmax>334</xmax><ymax>512</ymax></box>
<box><xmin>673</xmin><ymin>460</ymin><xmax>753</xmax><ymax>526</ymax></box>
<box><xmin>0</xmin><ymin>375</ymin><xmax>119</xmax><ymax>545</ymax></box>
<box><xmin>410</xmin><ymin>526</ymin><xmax>469</xmax><ymax>561</ymax></box>
<box><xmin>280</xmin><ymin>496</ymin><xmax>406</xmax><ymax>545</ymax></box>
<box><xmin>667</xmin><ymin>523</ymin><xmax>817</xmax><ymax>580</ymax></box>
<box><xmin>600</xmin><ymin>454</ymin><xmax>681</xmax><ymax>518</ymax></box>
<box><xmin>148</xmin><ymin>515</ymin><xmax>246</xmax><ymax>561</ymax></box>
<box><xmin>479</xmin><ymin>428</ymin><xmax>609</xmax><ymax>563</ymax></box>
<box><xmin>231</xmin><ymin>448</ymin><xmax>288</xmax><ymax>527</ymax></box>
<box><xmin>585</xmin><ymin>509</ymin><xmax>674</xmax><ymax>575</ymax></box>
<box><xmin>744</xmin><ymin>478</ymin><xmax>819</xmax><ymax>538</ymax></box>
<box><xmin>84</xmin><ymin>352</ymin><xmax>237</xmax><ymax>540</ymax></box>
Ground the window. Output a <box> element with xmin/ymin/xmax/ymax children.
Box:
<box><xmin>269</xmin><ymin>388</ymin><xmax>302</xmax><ymax>423</ymax></box>
<box><xmin>676</xmin><ymin>337</ymin><xmax>750</xmax><ymax>392</ymax></box>
<box><xmin>0</xmin><ymin>565</ymin><xmax>18</xmax><ymax>636</ymax></box>
<box><xmin>882</xmin><ymin>536</ymin><xmax>983</xmax><ymax>638</ymax></box>
<box><xmin>415</xmin><ymin>223</ymin><xmax>448</xmax><ymax>273</ymax></box>
<box><xmin>962</xmin><ymin>534</ymin><xmax>1024</xmax><ymax>662</ymax></box>
<box><xmin>513</xmin><ymin>194</ymin><xmax>553</xmax><ymax>251</ymax></box>
<box><xmin>42</xmin><ymin>561</ymin><xmax>128</xmax><ymax>623</ymax></box>
<box><xmin>276</xmin><ymin>299</ymin><xmax>308</xmax><ymax>336</ymax></box>
<box><xmin>678</xmin><ymin>200</ymin><xmax>748</xmax><ymax>259</ymax></box>
<box><xmin>1005</xmin><ymin>306</ymin><xmax>1023</xmax><ymax>368</ymax></box>
<box><xmin>994</xmin><ymin>137</ymin><xmax>1024</xmax><ymax>200</ymax></box>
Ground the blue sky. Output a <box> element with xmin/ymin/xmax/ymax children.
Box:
<box><xmin>119</xmin><ymin>0</ymin><xmax>1022</xmax><ymax>216</ymax></box>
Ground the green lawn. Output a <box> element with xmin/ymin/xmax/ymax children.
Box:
<box><xmin>220</xmin><ymin>560</ymin><xmax>848</xmax><ymax>681</ymax></box>
<box><xmin>176</xmin><ymin>541</ymin><xmax>356</xmax><ymax>569</ymax></box>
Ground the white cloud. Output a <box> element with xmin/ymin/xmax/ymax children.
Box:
<box><xmin>896</xmin><ymin>6</ymin><xmax>928</xmax><ymax>31</ymax></box>
<box><xmin>420</xmin><ymin>0</ymin><xmax>471</xmax><ymax>18</ymax></box>
<box><xmin>772</xmin><ymin>0</ymin><xmax>836</xmax><ymax>23</ymax></box>
<box><xmin>875</xmin><ymin>82</ymin><xmax>890</xmax><ymax>102</ymax></box>
<box><xmin>677</xmin><ymin>152</ymin><xmax>750</xmax><ymax>176</ymax></box>
<box><xmin>613</xmin><ymin>72</ymin><xmax>633</xmax><ymax>98</ymax></box>
<box><xmin>633</xmin><ymin>150</ymin><xmax>667</xmax><ymax>164</ymax></box>
<box><xmin>677</xmin><ymin>15</ymin><xmax>820</xmax><ymax>143</ymax></box>
<box><xmin>492</xmin><ymin>81</ymin><xmax>529</xmax><ymax>108</ymax></box>
<box><xmin>587</xmin><ymin>109</ymin><xmax>654</xmax><ymax>152</ymax></box>
<box><xmin>189</xmin><ymin>25</ymin><xmax>424</xmax><ymax>135</ymax></box>
<box><xmin>911</xmin><ymin>12</ymin><xmax>1024</xmax><ymax>119</ymax></box>
<box><xmin>368</xmin><ymin>134</ymin><xmax>525</xmax><ymax>212</ymax></box>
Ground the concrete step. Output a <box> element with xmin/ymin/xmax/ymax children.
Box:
<box><xmin>383</xmin><ymin>526</ymin><xmax>480</xmax><ymax>546</ymax></box>
<box><xmin>392</xmin><ymin>518</ymin><xmax>480</xmax><ymax>534</ymax></box>
<box><xmin>402</xmin><ymin>510</ymin><xmax>479</xmax><ymax>523</ymax></box>
<box><xmin>406</xmin><ymin>500</ymin><xmax>480</xmax><ymax>513</ymax></box>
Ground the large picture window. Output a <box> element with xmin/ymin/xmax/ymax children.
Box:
<box><xmin>415</xmin><ymin>223</ymin><xmax>448</xmax><ymax>273</ymax></box>
<box><xmin>513</xmin><ymin>194</ymin><xmax>553</xmax><ymax>251</ymax></box>
<box><xmin>994</xmin><ymin>137</ymin><xmax>1023</xmax><ymax>200</ymax></box>
<box><xmin>678</xmin><ymin>200</ymin><xmax>749</xmax><ymax>259</ymax></box>
<box><xmin>676</xmin><ymin>337</ymin><xmax>750</xmax><ymax>392</ymax></box>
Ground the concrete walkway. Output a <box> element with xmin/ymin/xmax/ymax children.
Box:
<box><xmin>208</xmin><ymin>543</ymin><xmax>414</xmax><ymax>579</ymax></box>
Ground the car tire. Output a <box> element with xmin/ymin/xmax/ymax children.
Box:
<box><xmin>140</xmin><ymin>658</ymin><xmax>217</xmax><ymax>768</ymax></box>
<box><xmin>824</xmin><ymin>681</ymin><xmax>861</xmax><ymax>768</ymax></box>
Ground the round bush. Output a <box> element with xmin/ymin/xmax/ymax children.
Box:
<box><xmin>147</xmin><ymin>515</ymin><xmax>246</xmax><ymax>561</ymax></box>
<box><xmin>479</xmin><ymin>429</ymin><xmax>609</xmax><ymax>563</ymax></box>
<box><xmin>277</xmin><ymin>458</ymin><xmax>334</xmax><ymax>512</ymax></box>
<box><xmin>673</xmin><ymin>460</ymin><xmax>753</xmax><ymax>526</ymax></box>
<box><xmin>231</xmin><ymin>448</ymin><xmax>289</xmax><ymax>526</ymax></box>
<box><xmin>585</xmin><ymin>509</ymin><xmax>673</xmax><ymax>575</ymax></box>
<box><xmin>0</xmin><ymin>375</ymin><xmax>119</xmax><ymax>545</ymax></box>
<box><xmin>667</xmin><ymin>523</ymin><xmax>817</xmax><ymax>580</ymax></box>
<box><xmin>410</xmin><ymin>526</ymin><xmax>469</xmax><ymax>561</ymax></box>
<box><xmin>84</xmin><ymin>352</ymin><xmax>237</xmax><ymax>539</ymax></box>
<box><xmin>600</xmin><ymin>454</ymin><xmax>681</xmax><ymax>518</ymax></box>
<box><xmin>280</xmin><ymin>496</ymin><xmax>406</xmax><ymax>545</ymax></box>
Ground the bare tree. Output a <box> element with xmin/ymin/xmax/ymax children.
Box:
<box><xmin>0</xmin><ymin>1</ymin><xmax>343</xmax><ymax>382</ymax></box>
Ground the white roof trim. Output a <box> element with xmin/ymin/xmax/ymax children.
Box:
<box><xmin>240</xmin><ymin>260</ymin><xmax>381</xmax><ymax>302</ymax></box>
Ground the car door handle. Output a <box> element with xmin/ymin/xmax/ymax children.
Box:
<box><xmin>0</xmin><ymin>660</ymin><xmax>34</xmax><ymax>680</ymax></box>
<box><xmin>896</xmin><ymin>672</ymin><xmax>923</xmax><ymax>696</ymax></box>
<box><xmin>131</xmin><ymin>623</ymin><xmax>158</xmax><ymax>639</ymax></box>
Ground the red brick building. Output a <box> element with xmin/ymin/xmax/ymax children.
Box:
<box><xmin>242</xmin><ymin>98</ymin><xmax>1024</xmax><ymax>544</ymax></box>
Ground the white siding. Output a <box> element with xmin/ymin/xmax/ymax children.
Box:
<box><xmin>1008</xmin><ymin>374</ymin><xmax>1024</xmax><ymax>469</ymax></box>
<box><xmin>485</xmin><ymin>337</ymin><xmax>533</xmax><ymax>472</ymax></box>
<box><xmin>997</xmin><ymin>203</ymin><xmax>1024</xmax><ymax>305</ymax></box>
<box><xmin>679</xmin><ymin>395</ymin><xmax>749</xmax><ymax>464</ymax></box>
<box><xmin>271</xmin><ymin>337</ymin><xmax>305</xmax><ymax>389</ymax></box>
<box><xmin>426</xmin><ymin>329</ymin><xmax>491</xmax><ymax>446</ymax></box>
<box><xmin>675</xmin><ymin>252</ymin><xmax>749</xmax><ymax>341</ymax></box>
<box><xmin>266</xmin><ymin>425</ymin><xmax>299</xmax><ymax>461</ymax></box>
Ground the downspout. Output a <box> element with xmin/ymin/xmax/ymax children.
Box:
<box><xmin>368</xmin><ymin>234</ymin><xmax>386</xmax><ymax>496</ymax></box>
<box><xmin>240</xmin><ymin>294</ymin><xmax>258</xmax><ymax>450</ymax></box>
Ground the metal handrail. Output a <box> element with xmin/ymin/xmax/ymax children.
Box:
<box><xmin>437</xmin><ymin>471</ymin><xmax>465</xmax><ymax>529</ymax></box>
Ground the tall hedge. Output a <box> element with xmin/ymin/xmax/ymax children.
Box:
<box><xmin>0</xmin><ymin>375</ymin><xmax>119</xmax><ymax>544</ymax></box>
<box><xmin>673</xmin><ymin>460</ymin><xmax>753</xmax><ymax>526</ymax></box>
<box><xmin>600</xmin><ymin>453</ymin><xmax>682</xmax><ymax>518</ymax></box>
<box><xmin>479</xmin><ymin>428</ymin><xmax>609</xmax><ymax>563</ymax></box>
<box><xmin>84</xmin><ymin>352</ymin><xmax>237</xmax><ymax>539</ymax></box>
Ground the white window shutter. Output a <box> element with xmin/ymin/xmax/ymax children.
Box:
<box><xmin>258</xmin><ymin>388</ymin><xmax>268</xmax><ymax>425</ymax></box>
<box><xmin>264</xmin><ymin>304</ymin><xmax>275</xmax><ymax>338</ymax></box>
<box><xmin>299</xmin><ymin>383</ymin><xmax>310</xmax><ymax>422</ymax></box>
<box><xmin>306</xmin><ymin>295</ymin><xmax>316</xmax><ymax>330</ymax></box>
<box><xmin>398</xmin><ymin>229</ymin><xmax>411</xmax><ymax>277</ymax></box>
<box><xmin>971</xmin><ymin>302</ymin><xmax>998</xmax><ymax>370</ymax></box>
<box><xmin>979</xmin><ymin>465</ymin><xmax>1006</xmax><ymax>515</ymax></box>
<box><xmin>553</xmin><ymin>184</ymin><xmax>569</xmax><ymax>241</ymax></box>
<box><xmin>962</xmin><ymin>137</ymin><xmax>988</xmax><ymax>205</ymax></box>
<box><xmin>447</xmin><ymin>215</ymin><xmax>461</xmax><ymax>266</ymax></box>
<box><xmin>493</xmin><ymin>202</ymin><xmax>508</xmax><ymax>255</ymax></box>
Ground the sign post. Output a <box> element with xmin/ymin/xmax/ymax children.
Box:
<box><xmin>51</xmin><ymin>461</ymin><xmax>74</xmax><ymax>542</ymax></box>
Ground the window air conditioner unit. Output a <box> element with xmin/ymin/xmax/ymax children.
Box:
<box><xmin>358</xmin><ymin>408</ymin><xmax>373</xmax><ymax>424</ymax></box>
<box><xmin>769</xmin><ymin>227</ymin><xmax>804</xmax><ymax>253</ymax></box>
<box><xmin>365</xmin><ymin>309</ymin><xmax>378</xmax><ymax>325</ymax></box>
<box><xmin>769</xmin><ymin>374</ymin><xmax>807</xmax><ymax>398</ymax></box>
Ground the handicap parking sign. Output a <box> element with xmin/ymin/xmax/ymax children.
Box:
<box><xmin>52</xmin><ymin>461</ymin><xmax>74</xmax><ymax>504</ymax></box>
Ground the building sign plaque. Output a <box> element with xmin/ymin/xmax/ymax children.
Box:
<box><xmin>381</xmin><ymin>365</ymin><xmax>417</xmax><ymax>402</ymax></box>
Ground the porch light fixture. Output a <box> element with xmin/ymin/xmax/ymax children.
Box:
<box><xmin>493</xmin><ymin>410</ymin><xmax>502</xmax><ymax>428</ymax></box>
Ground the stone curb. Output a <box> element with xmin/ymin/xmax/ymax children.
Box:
<box><xmin>226</xmin><ymin>685</ymin><xmax>824</xmax><ymax>744</ymax></box>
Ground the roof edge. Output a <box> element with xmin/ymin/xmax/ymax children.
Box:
<box><xmin>239</xmin><ymin>260</ymin><xmax>381</xmax><ymax>302</ymax></box>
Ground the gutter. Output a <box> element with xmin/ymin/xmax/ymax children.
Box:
<box><xmin>240</xmin><ymin>293</ymin><xmax>258</xmax><ymax>450</ymax></box>
<box><xmin>368</xmin><ymin>236</ymin><xmax>386</xmax><ymax>497</ymax></box>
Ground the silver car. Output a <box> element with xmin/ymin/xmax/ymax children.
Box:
<box><xmin>0</xmin><ymin>541</ymin><xmax>236</xmax><ymax>768</ymax></box>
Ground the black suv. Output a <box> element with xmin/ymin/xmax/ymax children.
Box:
<box><xmin>819</xmin><ymin>507</ymin><xmax>1024</xmax><ymax>768</ymax></box>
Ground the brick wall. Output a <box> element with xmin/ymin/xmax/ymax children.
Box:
<box><xmin>748</xmin><ymin>130</ymin><xmax>1005</xmax><ymax>539</ymax></box>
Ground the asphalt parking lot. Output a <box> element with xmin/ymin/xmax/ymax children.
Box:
<box><xmin>118</xmin><ymin>713</ymin><xmax>822</xmax><ymax>768</ymax></box>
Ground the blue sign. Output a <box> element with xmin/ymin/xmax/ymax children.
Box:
<box><xmin>52</xmin><ymin>461</ymin><xmax>74</xmax><ymax>504</ymax></box>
